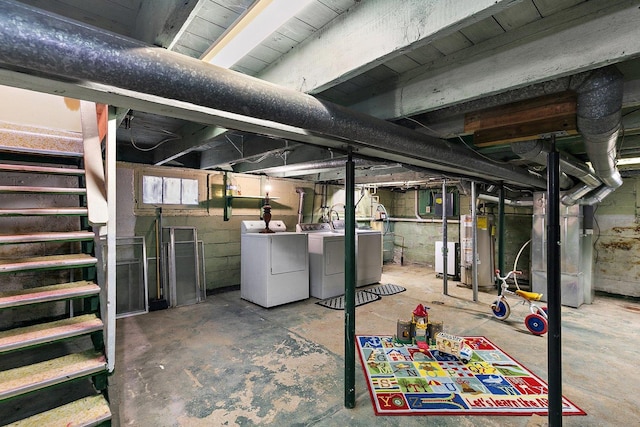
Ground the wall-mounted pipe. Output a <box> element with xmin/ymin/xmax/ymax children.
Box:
<box><xmin>478</xmin><ymin>193</ymin><xmax>534</xmax><ymax>207</ymax></box>
<box><xmin>0</xmin><ymin>2</ymin><xmax>546</xmax><ymax>189</ymax></box>
<box><xmin>471</xmin><ymin>181</ymin><xmax>478</xmax><ymax>302</ymax></box>
<box><xmin>388</xmin><ymin>217</ymin><xmax>461</xmax><ymax>224</ymax></box>
<box><xmin>295</xmin><ymin>187</ymin><xmax>305</xmax><ymax>225</ymax></box>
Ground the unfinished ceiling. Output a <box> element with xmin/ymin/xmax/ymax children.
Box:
<box><xmin>4</xmin><ymin>0</ymin><xmax>640</xmax><ymax>194</ymax></box>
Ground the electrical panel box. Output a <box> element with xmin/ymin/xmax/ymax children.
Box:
<box><xmin>434</xmin><ymin>193</ymin><xmax>454</xmax><ymax>216</ymax></box>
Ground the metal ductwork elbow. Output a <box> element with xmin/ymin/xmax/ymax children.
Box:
<box><xmin>571</xmin><ymin>65</ymin><xmax>624</xmax><ymax>205</ymax></box>
<box><xmin>511</xmin><ymin>139</ymin><xmax>581</xmax><ymax>190</ymax></box>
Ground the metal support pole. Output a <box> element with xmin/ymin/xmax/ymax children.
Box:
<box><xmin>471</xmin><ymin>181</ymin><xmax>478</xmax><ymax>301</ymax></box>
<box><xmin>344</xmin><ymin>150</ymin><xmax>356</xmax><ymax>409</ymax></box>
<box><xmin>498</xmin><ymin>184</ymin><xmax>506</xmax><ymax>294</ymax></box>
<box><xmin>547</xmin><ymin>136</ymin><xmax>562</xmax><ymax>426</ymax></box>
<box><xmin>442</xmin><ymin>179</ymin><xmax>448</xmax><ymax>294</ymax></box>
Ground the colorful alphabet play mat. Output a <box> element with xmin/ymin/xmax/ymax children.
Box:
<box><xmin>356</xmin><ymin>335</ymin><xmax>586</xmax><ymax>416</ymax></box>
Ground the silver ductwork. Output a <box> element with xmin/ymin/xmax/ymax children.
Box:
<box><xmin>511</xmin><ymin>66</ymin><xmax>623</xmax><ymax>205</ymax></box>
<box><xmin>571</xmin><ymin>66</ymin><xmax>624</xmax><ymax>204</ymax></box>
<box><xmin>511</xmin><ymin>140</ymin><xmax>576</xmax><ymax>190</ymax></box>
<box><xmin>512</xmin><ymin>139</ymin><xmax>602</xmax><ymax>205</ymax></box>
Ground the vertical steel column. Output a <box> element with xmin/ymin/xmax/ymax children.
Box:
<box><xmin>344</xmin><ymin>151</ymin><xmax>356</xmax><ymax>408</ymax></box>
<box><xmin>471</xmin><ymin>181</ymin><xmax>478</xmax><ymax>301</ymax></box>
<box><xmin>547</xmin><ymin>137</ymin><xmax>562</xmax><ymax>425</ymax></box>
<box><xmin>442</xmin><ymin>180</ymin><xmax>448</xmax><ymax>294</ymax></box>
<box><xmin>498</xmin><ymin>184</ymin><xmax>506</xmax><ymax>295</ymax></box>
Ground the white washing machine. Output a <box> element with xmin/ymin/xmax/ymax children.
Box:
<box><xmin>240</xmin><ymin>220</ymin><xmax>309</xmax><ymax>308</ymax></box>
<box><xmin>306</xmin><ymin>221</ymin><xmax>383</xmax><ymax>288</ymax></box>
<box><xmin>298</xmin><ymin>223</ymin><xmax>345</xmax><ymax>299</ymax></box>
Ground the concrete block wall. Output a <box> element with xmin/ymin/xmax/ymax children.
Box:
<box><xmin>117</xmin><ymin>162</ymin><xmax>312</xmax><ymax>292</ymax></box>
<box><xmin>378</xmin><ymin>188</ymin><xmax>460</xmax><ymax>267</ymax></box>
<box><xmin>592</xmin><ymin>175</ymin><xmax>640</xmax><ymax>297</ymax></box>
<box><xmin>116</xmin><ymin>161</ymin><xmax>640</xmax><ymax>299</ymax></box>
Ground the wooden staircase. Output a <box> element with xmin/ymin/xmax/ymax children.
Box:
<box><xmin>0</xmin><ymin>117</ymin><xmax>112</xmax><ymax>425</ymax></box>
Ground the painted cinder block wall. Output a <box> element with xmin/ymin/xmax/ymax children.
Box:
<box><xmin>591</xmin><ymin>175</ymin><xmax>640</xmax><ymax>297</ymax></box>
<box><xmin>117</xmin><ymin>162</ymin><xmax>640</xmax><ymax>298</ymax></box>
<box><xmin>378</xmin><ymin>187</ymin><xmax>531</xmax><ymax>281</ymax></box>
<box><xmin>116</xmin><ymin>162</ymin><xmax>314</xmax><ymax>292</ymax></box>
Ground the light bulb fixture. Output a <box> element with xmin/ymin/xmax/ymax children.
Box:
<box><xmin>202</xmin><ymin>0</ymin><xmax>314</xmax><ymax>69</ymax></box>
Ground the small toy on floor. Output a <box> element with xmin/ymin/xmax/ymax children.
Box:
<box><xmin>394</xmin><ymin>303</ymin><xmax>434</xmax><ymax>347</ymax></box>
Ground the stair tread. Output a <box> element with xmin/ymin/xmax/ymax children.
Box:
<box><xmin>6</xmin><ymin>394</ymin><xmax>111</xmax><ymax>427</ymax></box>
<box><xmin>0</xmin><ymin>185</ymin><xmax>86</xmax><ymax>195</ymax></box>
<box><xmin>0</xmin><ymin>254</ymin><xmax>97</xmax><ymax>273</ymax></box>
<box><xmin>0</xmin><ymin>231</ymin><xmax>94</xmax><ymax>245</ymax></box>
<box><xmin>0</xmin><ymin>281</ymin><xmax>99</xmax><ymax>309</ymax></box>
<box><xmin>0</xmin><ymin>207</ymin><xmax>88</xmax><ymax>216</ymax></box>
<box><xmin>0</xmin><ymin>350</ymin><xmax>106</xmax><ymax>400</ymax></box>
<box><xmin>0</xmin><ymin>314</ymin><xmax>102</xmax><ymax>353</ymax></box>
<box><xmin>0</xmin><ymin>163</ymin><xmax>85</xmax><ymax>175</ymax></box>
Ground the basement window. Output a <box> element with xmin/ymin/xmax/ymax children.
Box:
<box><xmin>142</xmin><ymin>175</ymin><xmax>199</xmax><ymax>205</ymax></box>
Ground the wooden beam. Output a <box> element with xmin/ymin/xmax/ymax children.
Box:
<box><xmin>464</xmin><ymin>92</ymin><xmax>576</xmax><ymax>132</ymax></box>
<box><xmin>465</xmin><ymin>91</ymin><xmax>578</xmax><ymax>147</ymax></box>
<box><xmin>473</xmin><ymin>115</ymin><xmax>578</xmax><ymax>147</ymax></box>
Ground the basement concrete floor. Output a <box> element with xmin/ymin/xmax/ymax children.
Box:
<box><xmin>110</xmin><ymin>264</ymin><xmax>640</xmax><ymax>426</ymax></box>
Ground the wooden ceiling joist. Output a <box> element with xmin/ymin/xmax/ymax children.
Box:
<box><xmin>465</xmin><ymin>91</ymin><xmax>578</xmax><ymax>147</ymax></box>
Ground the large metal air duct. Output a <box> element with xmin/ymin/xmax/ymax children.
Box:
<box><xmin>511</xmin><ymin>140</ymin><xmax>576</xmax><ymax>190</ymax></box>
<box><xmin>571</xmin><ymin>66</ymin><xmax>624</xmax><ymax>205</ymax></box>
<box><xmin>511</xmin><ymin>139</ymin><xmax>602</xmax><ymax>205</ymax></box>
<box><xmin>511</xmin><ymin>65</ymin><xmax>624</xmax><ymax>205</ymax></box>
<box><xmin>0</xmin><ymin>1</ymin><xmax>545</xmax><ymax>189</ymax></box>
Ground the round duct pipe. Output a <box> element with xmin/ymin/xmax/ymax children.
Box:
<box><xmin>0</xmin><ymin>2</ymin><xmax>545</xmax><ymax>189</ymax></box>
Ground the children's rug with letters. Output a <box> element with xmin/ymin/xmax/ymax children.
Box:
<box><xmin>356</xmin><ymin>335</ymin><xmax>586</xmax><ymax>416</ymax></box>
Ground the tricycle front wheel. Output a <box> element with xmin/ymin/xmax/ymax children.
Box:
<box><xmin>491</xmin><ymin>299</ymin><xmax>510</xmax><ymax>320</ymax></box>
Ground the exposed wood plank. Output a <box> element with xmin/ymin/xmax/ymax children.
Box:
<box><xmin>473</xmin><ymin>115</ymin><xmax>578</xmax><ymax>147</ymax></box>
<box><xmin>464</xmin><ymin>92</ymin><xmax>577</xmax><ymax>132</ymax></box>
